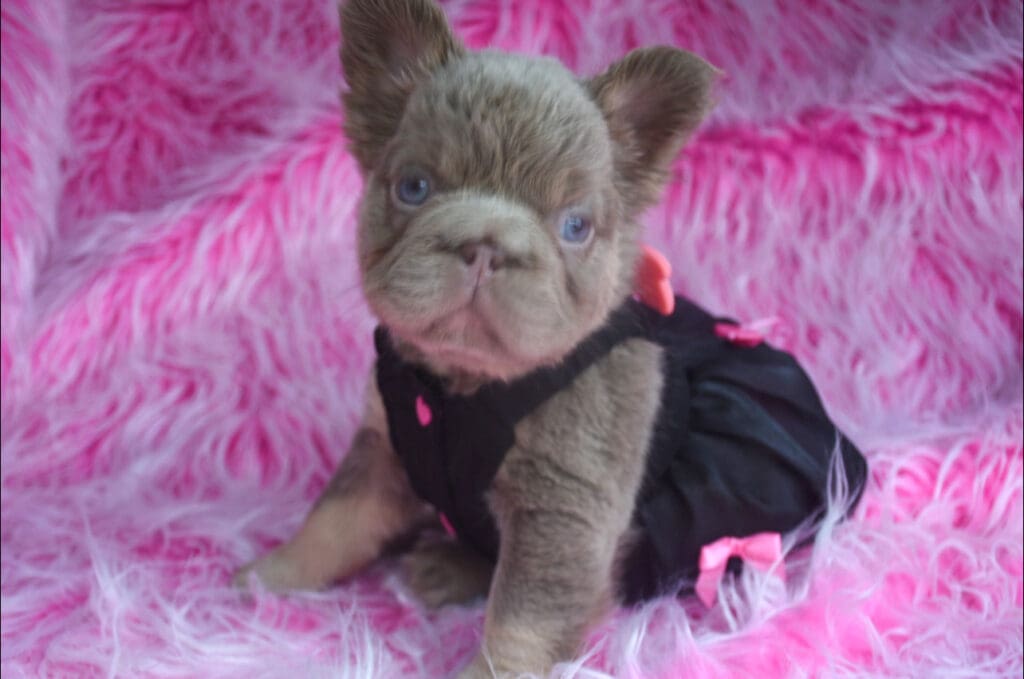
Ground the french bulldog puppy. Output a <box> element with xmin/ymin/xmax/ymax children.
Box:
<box><xmin>237</xmin><ymin>0</ymin><xmax>716</xmax><ymax>676</ymax></box>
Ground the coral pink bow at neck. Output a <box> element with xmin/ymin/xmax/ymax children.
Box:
<box><xmin>695</xmin><ymin>532</ymin><xmax>785</xmax><ymax>607</ymax></box>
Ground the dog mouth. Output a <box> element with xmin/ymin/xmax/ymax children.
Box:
<box><xmin>371</xmin><ymin>257</ymin><xmax>551</xmax><ymax>378</ymax></box>
<box><xmin>412</xmin><ymin>302</ymin><xmax>511</xmax><ymax>367</ymax></box>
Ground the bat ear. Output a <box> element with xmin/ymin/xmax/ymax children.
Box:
<box><xmin>587</xmin><ymin>47</ymin><xmax>717</xmax><ymax>210</ymax></box>
<box><xmin>340</xmin><ymin>0</ymin><xmax>464</xmax><ymax>173</ymax></box>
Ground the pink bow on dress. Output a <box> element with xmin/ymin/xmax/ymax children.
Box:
<box><xmin>695</xmin><ymin>532</ymin><xmax>785</xmax><ymax>607</ymax></box>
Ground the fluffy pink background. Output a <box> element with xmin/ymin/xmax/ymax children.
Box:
<box><xmin>2</xmin><ymin>1</ymin><xmax>1022</xmax><ymax>677</ymax></box>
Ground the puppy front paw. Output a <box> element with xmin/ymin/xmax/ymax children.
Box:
<box><xmin>454</xmin><ymin>653</ymin><xmax>500</xmax><ymax>679</ymax></box>
<box><xmin>232</xmin><ymin>546</ymin><xmax>327</xmax><ymax>593</ymax></box>
<box><xmin>399</xmin><ymin>537</ymin><xmax>492</xmax><ymax>609</ymax></box>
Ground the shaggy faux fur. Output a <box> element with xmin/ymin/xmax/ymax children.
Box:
<box><xmin>1</xmin><ymin>0</ymin><xmax>1021</xmax><ymax>677</ymax></box>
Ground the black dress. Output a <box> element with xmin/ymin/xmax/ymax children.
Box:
<box><xmin>374</xmin><ymin>296</ymin><xmax>867</xmax><ymax>604</ymax></box>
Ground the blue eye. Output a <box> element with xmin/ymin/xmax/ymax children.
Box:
<box><xmin>395</xmin><ymin>172</ymin><xmax>431</xmax><ymax>206</ymax></box>
<box><xmin>559</xmin><ymin>213</ymin><xmax>592</xmax><ymax>244</ymax></box>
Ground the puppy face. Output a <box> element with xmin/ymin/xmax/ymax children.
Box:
<box><xmin>358</xmin><ymin>55</ymin><xmax>622</xmax><ymax>380</ymax></box>
<box><xmin>341</xmin><ymin>0</ymin><xmax>714</xmax><ymax>382</ymax></box>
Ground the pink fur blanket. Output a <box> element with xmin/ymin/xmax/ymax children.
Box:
<box><xmin>2</xmin><ymin>1</ymin><xmax>1022</xmax><ymax>677</ymax></box>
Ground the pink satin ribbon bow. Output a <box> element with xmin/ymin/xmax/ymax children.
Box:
<box><xmin>695</xmin><ymin>532</ymin><xmax>785</xmax><ymax>607</ymax></box>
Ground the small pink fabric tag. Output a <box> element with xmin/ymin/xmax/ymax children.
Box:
<box><xmin>438</xmin><ymin>512</ymin><xmax>456</xmax><ymax>537</ymax></box>
<box><xmin>714</xmin><ymin>322</ymin><xmax>764</xmax><ymax>347</ymax></box>
<box><xmin>634</xmin><ymin>245</ymin><xmax>675</xmax><ymax>316</ymax></box>
<box><xmin>415</xmin><ymin>395</ymin><xmax>432</xmax><ymax>427</ymax></box>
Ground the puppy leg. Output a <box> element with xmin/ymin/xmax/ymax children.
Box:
<box><xmin>235</xmin><ymin>387</ymin><xmax>427</xmax><ymax>591</ymax></box>
<box><xmin>400</xmin><ymin>535</ymin><xmax>493</xmax><ymax>609</ymax></box>
<box><xmin>456</xmin><ymin>507</ymin><xmax>620</xmax><ymax>678</ymax></box>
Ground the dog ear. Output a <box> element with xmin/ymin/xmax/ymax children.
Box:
<box><xmin>587</xmin><ymin>47</ymin><xmax>717</xmax><ymax>211</ymax></box>
<box><xmin>340</xmin><ymin>0</ymin><xmax>464</xmax><ymax>173</ymax></box>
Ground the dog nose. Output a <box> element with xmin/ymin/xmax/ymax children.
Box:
<box><xmin>458</xmin><ymin>241</ymin><xmax>506</xmax><ymax>273</ymax></box>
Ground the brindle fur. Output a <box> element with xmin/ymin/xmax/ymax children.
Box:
<box><xmin>236</xmin><ymin>1</ymin><xmax>714</xmax><ymax>676</ymax></box>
